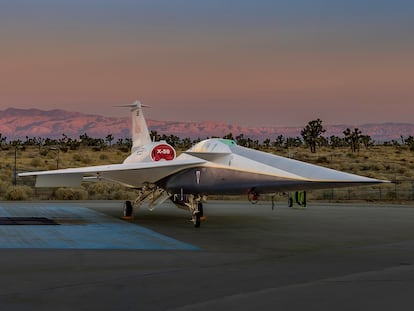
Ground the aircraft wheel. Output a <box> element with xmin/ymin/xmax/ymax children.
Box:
<box><xmin>197</xmin><ymin>202</ymin><xmax>204</xmax><ymax>217</ymax></box>
<box><xmin>194</xmin><ymin>212</ymin><xmax>201</xmax><ymax>228</ymax></box>
<box><xmin>124</xmin><ymin>200</ymin><xmax>133</xmax><ymax>217</ymax></box>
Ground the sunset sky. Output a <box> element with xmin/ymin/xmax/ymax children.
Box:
<box><xmin>1</xmin><ymin>0</ymin><xmax>413</xmax><ymax>127</ymax></box>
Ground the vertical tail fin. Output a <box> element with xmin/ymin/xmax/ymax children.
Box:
<box><xmin>130</xmin><ymin>100</ymin><xmax>151</xmax><ymax>150</ymax></box>
<box><xmin>117</xmin><ymin>100</ymin><xmax>151</xmax><ymax>151</ymax></box>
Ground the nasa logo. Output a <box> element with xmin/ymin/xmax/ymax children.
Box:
<box><xmin>151</xmin><ymin>144</ymin><xmax>175</xmax><ymax>161</ymax></box>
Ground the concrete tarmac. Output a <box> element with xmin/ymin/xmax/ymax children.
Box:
<box><xmin>1</xmin><ymin>200</ymin><xmax>414</xmax><ymax>310</ymax></box>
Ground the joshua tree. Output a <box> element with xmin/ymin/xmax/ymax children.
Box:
<box><xmin>301</xmin><ymin>119</ymin><xmax>326</xmax><ymax>153</ymax></box>
<box><xmin>105</xmin><ymin>134</ymin><xmax>114</xmax><ymax>147</ymax></box>
<box><xmin>343</xmin><ymin>128</ymin><xmax>362</xmax><ymax>152</ymax></box>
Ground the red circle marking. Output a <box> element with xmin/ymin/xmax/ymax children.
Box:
<box><xmin>151</xmin><ymin>144</ymin><xmax>175</xmax><ymax>161</ymax></box>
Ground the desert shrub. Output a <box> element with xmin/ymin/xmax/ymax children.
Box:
<box><xmin>27</xmin><ymin>153</ymin><xmax>37</xmax><ymax>159</ymax></box>
<box><xmin>6</xmin><ymin>185</ymin><xmax>34</xmax><ymax>200</ymax></box>
<box><xmin>73</xmin><ymin>154</ymin><xmax>82</xmax><ymax>162</ymax></box>
<box><xmin>111</xmin><ymin>189</ymin><xmax>137</xmax><ymax>200</ymax></box>
<box><xmin>81</xmin><ymin>156</ymin><xmax>92</xmax><ymax>164</ymax></box>
<box><xmin>47</xmin><ymin>164</ymin><xmax>58</xmax><ymax>170</ymax></box>
<box><xmin>30</xmin><ymin>157</ymin><xmax>43</xmax><ymax>168</ymax></box>
<box><xmin>72</xmin><ymin>153</ymin><xmax>92</xmax><ymax>164</ymax></box>
<box><xmin>372</xmin><ymin>165</ymin><xmax>381</xmax><ymax>171</ymax></box>
<box><xmin>69</xmin><ymin>144</ymin><xmax>80</xmax><ymax>151</ymax></box>
<box><xmin>403</xmin><ymin>171</ymin><xmax>413</xmax><ymax>178</ymax></box>
<box><xmin>87</xmin><ymin>183</ymin><xmax>112</xmax><ymax>196</ymax></box>
<box><xmin>316</xmin><ymin>156</ymin><xmax>329</xmax><ymax>164</ymax></box>
<box><xmin>360</xmin><ymin>164</ymin><xmax>381</xmax><ymax>172</ymax></box>
<box><xmin>83</xmin><ymin>182</ymin><xmax>136</xmax><ymax>200</ymax></box>
<box><xmin>0</xmin><ymin>181</ymin><xmax>10</xmax><ymax>196</ymax></box>
<box><xmin>385</xmin><ymin>191</ymin><xmax>397</xmax><ymax>200</ymax></box>
<box><xmin>99</xmin><ymin>154</ymin><xmax>109</xmax><ymax>161</ymax></box>
<box><xmin>87</xmin><ymin>182</ymin><xmax>127</xmax><ymax>199</ymax></box>
<box><xmin>398</xmin><ymin>167</ymin><xmax>407</xmax><ymax>175</ymax></box>
<box><xmin>0</xmin><ymin>171</ymin><xmax>11</xmax><ymax>180</ymax></box>
<box><xmin>54</xmin><ymin>187</ymin><xmax>88</xmax><ymax>200</ymax></box>
<box><xmin>118</xmin><ymin>146</ymin><xmax>130</xmax><ymax>153</ymax></box>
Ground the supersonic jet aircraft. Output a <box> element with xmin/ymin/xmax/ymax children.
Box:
<box><xmin>19</xmin><ymin>101</ymin><xmax>387</xmax><ymax>227</ymax></box>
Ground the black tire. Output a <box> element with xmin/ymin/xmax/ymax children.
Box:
<box><xmin>194</xmin><ymin>212</ymin><xmax>201</xmax><ymax>228</ymax></box>
<box><xmin>124</xmin><ymin>200</ymin><xmax>133</xmax><ymax>217</ymax></box>
<box><xmin>302</xmin><ymin>191</ymin><xmax>307</xmax><ymax>207</ymax></box>
<box><xmin>197</xmin><ymin>202</ymin><xmax>204</xmax><ymax>217</ymax></box>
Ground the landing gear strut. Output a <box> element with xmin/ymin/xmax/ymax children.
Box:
<box><xmin>192</xmin><ymin>201</ymin><xmax>204</xmax><ymax>228</ymax></box>
<box><xmin>172</xmin><ymin>194</ymin><xmax>206</xmax><ymax>228</ymax></box>
<box><xmin>121</xmin><ymin>184</ymin><xmax>172</xmax><ymax>219</ymax></box>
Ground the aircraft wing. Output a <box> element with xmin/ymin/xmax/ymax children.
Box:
<box><xmin>19</xmin><ymin>157</ymin><xmax>206</xmax><ymax>188</ymax></box>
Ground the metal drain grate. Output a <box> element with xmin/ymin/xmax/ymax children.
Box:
<box><xmin>0</xmin><ymin>217</ymin><xmax>59</xmax><ymax>225</ymax></box>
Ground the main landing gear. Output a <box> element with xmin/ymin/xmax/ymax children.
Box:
<box><xmin>171</xmin><ymin>194</ymin><xmax>205</xmax><ymax>228</ymax></box>
<box><xmin>122</xmin><ymin>183</ymin><xmax>171</xmax><ymax>220</ymax></box>
<box><xmin>122</xmin><ymin>186</ymin><xmax>207</xmax><ymax>228</ymax></box>
<box><xmin>192</xmin><ymin>201</ymin><xmax>204</xmax><ymax>228</ymax></box>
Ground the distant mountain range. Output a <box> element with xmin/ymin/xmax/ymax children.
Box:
<box><xmin>1</xmin><ymin>107</ymin><xmax>413</xmax><ymax>142</ymax></box>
